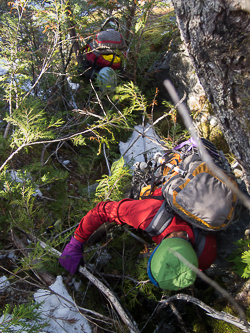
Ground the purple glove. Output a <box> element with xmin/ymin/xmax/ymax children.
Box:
<box><xmin>59</xmin><ymin>237</ymin><xmax>84</xmax><ymax>274</ymax></box>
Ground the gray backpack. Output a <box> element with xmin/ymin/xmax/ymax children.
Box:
<box><xmin>161</xmin><ymin>153</ymin><xmax>238</xmax><ymax>231</ymax></box>
<box><xmin>137</xmin><ymin>138</ymin><xmax>238</xmax><ymax>232</ymax></box>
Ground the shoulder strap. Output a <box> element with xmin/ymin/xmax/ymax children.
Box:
<box><xmin>193</xmin><ymin>228</ymin><xmax>207</xmax><ymax>258</ymax></box>
<box><xmin>144</xmin><ymin>202</ymin><xmax>174</xmax><ymax>237</ymax></box>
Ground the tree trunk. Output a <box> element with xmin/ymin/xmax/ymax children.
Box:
<box><xmin>171</xmin><ymin>0</ymin><xmax>250</xmax><ymax>193</ymax></box>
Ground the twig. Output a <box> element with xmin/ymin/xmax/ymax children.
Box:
<box><xmin>169</xmin><ymin>302</ymin><xmax>188</xmax><ymax>333</ymax></box>
<box><xmin>53</xmin><ymin>223</ymin><xmax>79</xmax><ymax>240</ymax></box>
<box><xmin>73</xmin><ymin>293</ymin><xmax>115</xmax><ymax>331</ymax></box>
<box><xmin>0</xmin><ymin>265</ymin><xmax>45</xmax><ymax>289</ymax></box>
<box><xmin>122</xmin><ymin>232</ymin><xmax>126</xmax><ymax>292</ymax></box>
<box><xmin>23</xmin><ymin>34</ymin><xmax>59</xmax><ymax>100</ymax></box>
<box><xmin>0</xmin><ymin>118</ymin><xmax>119</xmax><ymax>172</ymax></box>
<box><xmin>40</xmin><ymin>143</ymin><xmax>52</xmax><ymax>166</ymax></box>
<box><xmin>73</xmin><ymin>108</ymin><xmax>105</xmax><ymax>120</ymax></box>
<box><xmin>125</xmin><ymin>229</ymin><xmax>151</xmax><ymax>247</ymax></box>
<box><xmin>105</xmin><ymin>94</ymin><xmax>126</xmax><ymax>120</ymax></box>
<box><xmin>39</xmin><ymin>196</ymin><xmax>57</xmax><ymax>202</ymax></box>
<box><xmin>140</xmin><ymin>303</ymin><xmax>160</xmax><ymax>332</ymax></box>
<box><xmin>11</xmin><ymin>229</ymin><xmax>56</xmax><ymax>286</ymax></box>
<box><xmin>78</xmin><ymin>267</ymin><xmax>139</xmax><ymax>333</ymax></box>
<box><xmin>89</xmin><ymin>79</ymin><xmax>107</xmax><ymax>117</ymax></box>
<box><xmin>101</xmin><ymin>273</ymin><xmax>149</xmax><ymax>284</ymax></box>
<box><xmin>164</xmin><ymin>79</ymin><xmax>250</xmax><ymax>210</ymax></box>
<box><xmin>161</xmin><ymin>294</ymin><xmax>250</xmax><ymax>333</ymax></box>
<box><xmin>103</xmin><ymin>143</ymin><xmax>111</xmax><ymax>176</ymax></box>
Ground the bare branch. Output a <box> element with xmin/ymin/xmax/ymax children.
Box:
<box><xmin>169</xmin><ymin>302</ymin><xmax>188</xmax><ymax>333</ymax></box>
<box><xmin>103</xmin><ymin>143</ymin><xmax>111</xmax><ymax>176</ymax></box>
<box><xmin>161</xmin><ymin>294</ymin><xmax>250</xmax><ymax>333</ymax></box>
<box><xmin>89</xmin><ymin>79</ymin><xmax>107</xmax><ymax>117</ymax></box>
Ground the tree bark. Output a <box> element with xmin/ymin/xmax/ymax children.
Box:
<box><xmin>171</xmin><ymin>0</ymin><xmax>250</xmax><ymax>193</ymax></box>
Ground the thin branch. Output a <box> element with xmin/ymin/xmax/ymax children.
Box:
<box><xmin>105</xmin><ymin>94</ymin><xmax>127</xmax><ymax>120</ymax></box>
<box><xmin>0</xmin><ymin>265</ymin><xmax>45</xmax><ymax>290</ymax></box>
<box><xmin>11</xmin><ymin>229</ymin><xmax>55</xmax><ymax>286</ymax></box>
<box><xmin>79</xmin><ymin>265</ymin><xmax>139</xmax><ymax>333</ymax></box>
<box><xmin>73</xmin><ymin>293</ymin><xmax>116</xmax><ymax>331</ymax></box>
<box><xmin>89</xmin><ymin>79</ymin><xmax>107</xmax><ymax>117</ymax></box>
<box><xmin>73</xmin><ymin>108</ymin><xmax>105</xmax><ymax>120</ymax></box>
<box><xmin>23</xmin><ymin>35</ymin><xmax>59</xmax><ymax>100</ymax></box>
<box><xmin>101</xmin><ymin>273</ymin><xmax>148</xmax><ymax>284</ymax></box>
<box><xmin>169</xmin><ymin>302</ymin><xmax>188</xmax><ymax>333</ymax></box>
<box><xmin>161</xmin><ymin>294</ymin><xmax>250</xmax><ymax>333</ymax></box>
<box><xmin>103</xmin><ymin>143</ymin><xmax>111</xmax><ymax>176</ymax></box>
<box><xmin>140</xmin><ymin>303</ymin><xmax>160</xmax><ymax>332</ymax></box>
<box><xmin>124</xmin><ymin>229</ymin><xmax>151</xmax><ymax>247</ymax></box>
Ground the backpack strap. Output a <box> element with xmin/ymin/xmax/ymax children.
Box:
<box><xmin>109</xmin><ymin>53</ymin><xmax>115</xmax><ymax>67</ymax></box>
<box><xmin>144</xmin><ymin>202</ymin><xmax>174</xmax><ymax>237</ymax></box>
<box><xmin>193</xmin><ymin>227</ymin><xmax>207</xmax><ymax>258</ymax></box>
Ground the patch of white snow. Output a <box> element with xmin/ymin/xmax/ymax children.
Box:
<box><xmin>119</xmin><ymin>124</ymin><xmax>165</xmax><ymax>167</ymax></box>
<box><xmin>0</xmin><ymin>276</ymin><xmax>10</xmax><ymax>292</ymax></box>
<box><xmin>34</xmin><ymin>275</ymin><xmax>92</xmax><ymax>333</ymax></box>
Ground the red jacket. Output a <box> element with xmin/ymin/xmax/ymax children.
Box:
<box><xmin>74</xmin><ymin>189</ymin><xmax>217</xmax><ymax>271</ymax></box>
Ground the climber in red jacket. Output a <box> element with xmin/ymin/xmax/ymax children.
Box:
<box><xmin>59</xmin><ymin>187</ymin><xmax>217</xmax><ymax>290</ymax></box>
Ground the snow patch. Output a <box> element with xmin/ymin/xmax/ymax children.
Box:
<box><xmin>0</xmin><ymin>276</ymin><xmax>10</xmax><ymax>292</ymax></box>
<box><xmin>69</xmin><ymin>278</ymin><xmax>82</xmax><ymax>291</ymax></box>
<box><xmin>8</xmin><ymin>170</ymin><xmax>43</xmax><ymax>197</ymax></box>
<box><xmin>34</xmin><ymin>275</ymin><xmax>92</xmax><ymax>333</ymax></box>
<box><xmin>67</xmin><ymin>78</ymin><xmax>80</xmax><ymax>90</ymax></box>
<box><xmin>0</xmin><ymin>59</ymin><xmax>9</xmax><ymax>75</ymax></box>
<box><xmin>119</xmin><ymin>124</ymin><xmax>164</xmax><ymax>167</ymax></box>
<box><xmin>0</xmin><ymin>250</ymin><xmax>17</xmax><ymax>261</ymax></box>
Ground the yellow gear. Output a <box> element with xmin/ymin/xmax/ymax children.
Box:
<box><xmin>87</xmin><ymin>46</ymin><xmax>121</xmax><ymax>64</ymax></box>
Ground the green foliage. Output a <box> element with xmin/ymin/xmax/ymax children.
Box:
<box><xmin>4</xmin><ymin>102</ymin><xmax>64</xmax><ymax>148</ymax></box>
<box><xmin>134</xmin><ymin>257</ymin><xmax>159</xmax><ymax>300</ymax></box>
<box><xmin>0</xmin><ymin>165</ymin><xmax>69</xmax><ymax>233</ymax></box>
<box><xmin>0</xmin><ymin>302</ymin><xmax>48</xmax><ymax>333</ymax></box>
<box><xmin>228</xmin><ymin>238</ymin><xmax>250</xmax><ymax>278</ymax></box>
<box><xmin>18</xmin><ymin>228</ymin><xmax>72</xmax><ymax>275</ymax></box>
<box><xmin>157</xmin><ymin>100</ymin><xmax>189</xmax><ymax>148</ymax></box>
<box><xmin>70</xmin><ymin>134</ymin><xmax>87</xmax><ymax>147</ymax></box>
<box><xmin>95</xmin><ymin>156</ymin><xmax>132</xmax><ymax>201</ymax></box>
<box><xmin>114</xmin><ymin>81</ymin><xmax>148</xmax><ymax>114</ymax></box>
